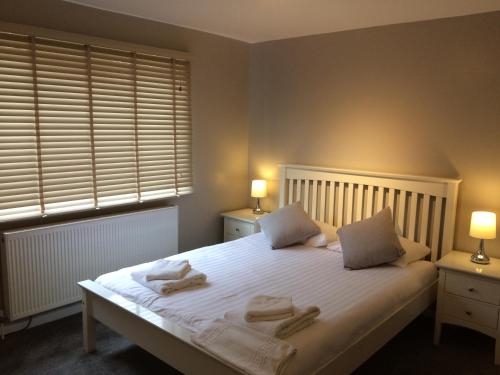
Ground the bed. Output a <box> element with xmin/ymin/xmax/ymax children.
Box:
<box><xmin>79</xmin><ymin>164</ymin><xmax>461</xmax><ymax>374</ymax></box>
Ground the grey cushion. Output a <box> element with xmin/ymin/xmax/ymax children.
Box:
<box><xmin>258</xmin><ymin>202</ymin><xmax>320</xmax><ymax>249</ymax></box>
<box><xmin>337</xmin><ymin>207</ymin><xmax>405</xmax><ymax>269</ymax></box>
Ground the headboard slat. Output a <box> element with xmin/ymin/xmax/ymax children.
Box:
<box><xmin>430</xmin><ymin>197</ymin><xmax>443</xmax><ymax>262</ymax></box>
<box><xmin>366</xmin><ymin>185</ymin><xmax>374</xmax><ymax>218</ymax></box>
<box><xmin>337</xmin><ymin>182</ymin><xmax>345</xmax><ymax>227</ymax></box>
<box><xmin>296</xmin><ymin>180</ymin><xmax>302</xmax><ymax>204</ymax></box>
<box><xmin>328</xmin><ymin>182</ymin><xmax>335</xmax><ymax>225</ymax></box>
<box><xmin>355</xmin><ymin>186</ymin><xmax>364</xmax><ymax>222</ymax></box>
<box><xmin>420</xmin><ymin>194</ymin><xmax>431</xmax><ymax>245</ymax></box>
<box><xmin>346</xmin><ymin>184</ymin><xmax>354</xmax><ymax>225</ymax></box>
<box><xmin>387</xmin><ymin>188</ymin><xmax>395</xmax><ymax>214</ymax></box>
<box><xmin>311</xmin><ymin>180</ymin><xmax>318</xmax><ymax>220</ymax></box>
<box><xmin>397</xmin><ymin>190</ymin><xmax>407</xmax><ymax>235</ymax></box>
<box><xmin>304</xmin><ymin>179</ymin><xmax>310</xmax><ymax>214</ymax></box>
<box><xmin>408</xmin><ymin>192</ymin><xmax>418</xmax><ymax>241</ymax></box>
<box><xmin>319</xmin><ymin>182</ymin><xmax>326</xmax><ymax>222</ymax></box>
<box><xmin>279</xmin><ymin>164</ymin><xmax>461</xmax><ymax>261</ymax></box>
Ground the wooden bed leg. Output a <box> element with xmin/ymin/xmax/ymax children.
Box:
<box><xmin>495</xmin><ymin>339</ymin><xmax>500</xmax><ymax>365</ymax></box>
<box><xmin>82</xmin><ymin>290</ymin><xmax>96</xmax><ymax>353</ymax></box>
<box><xmin>433</xmin><ymin>321</ymin><xmax>442</xmax><ymax>345</ymax></box>
<box><xmin>495</xmin><ymin>325</ymin><xmax>500</xmax><ymax>365</ymax></box>
<box><xmin>433</xmin><ymin>271</ymin><xmax>445</xmax><ymax>346</ymax></box>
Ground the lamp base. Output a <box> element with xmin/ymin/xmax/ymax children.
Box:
<box><xmin>471</xmin><ymin>239</ymin><xmax>490</xmax><ymax>264</ymax></box>
<box><xmin>471</xmin><ymin>252</ymin><xmax>490</xmax><ymax>264</ymax></box>
<box><xmin>253</xmin><ymin>198</ymin><xmax>265</xmax><ymax>215</ymax></box>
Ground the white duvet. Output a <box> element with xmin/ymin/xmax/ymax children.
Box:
<box><xmin>96</xmin><ymin>232</ymin><xmax>437</xmax><ymax>375</ymax></box>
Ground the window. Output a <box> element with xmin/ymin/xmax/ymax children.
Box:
<box><xmin>0</xmin><ymin>30</ymin><xmax>192</xmax><ymax>221</ymax></box>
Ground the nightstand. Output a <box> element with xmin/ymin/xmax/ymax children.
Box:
<box><xmin>220</xmin><ymin>208</ymin><xmax>267</xmax><ymax>242</ymax></box>
<box><xmin>434</xmin><ymin>250</ymin><xmax>500</xmax><ymax>364</ymax></box>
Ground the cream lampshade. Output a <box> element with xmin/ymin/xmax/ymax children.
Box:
<box><xmin>470</xmin><ymin>211</ymin><xmax>496</xmax><ymax>264</ymax></box>
<box><xmin>251</xmin><ymin>180</ymin><xmax>267</xmax><ymax>214</ymax></box>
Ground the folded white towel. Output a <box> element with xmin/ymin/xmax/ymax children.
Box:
<box><xmin>145</xmin><ymin>259</ymin><xmax>191</xmax><ymax>281</ymax></box>
<box><xmin>192</xmin><ymin>319</ymin><xmax>296</xmax><ymax>375</ymax></box>
<box><xmin>131</xmin><ymin>268</ymin><xmax>206</xmax><ymax>295</ymax></box>
<box><xmin>225</xmin><ymin>306</ymin><xmax>321</xmax><ymax>339</ymax></box>
<box><xmin>245</xmin><ymin>295</ymin><xmax>294</xmax><ymax>322</ymax></box>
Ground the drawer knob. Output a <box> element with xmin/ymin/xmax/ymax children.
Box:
<box><xmin>235</xmin><ymin>228</ymin><xmax>240</xmax><ymax>232</ymax></box>
<box><xmin>468</xmin><ymin>287</ymin><xmax>475</xmax><ymax>292</ymax></box>
<box><xmin>465</xmin><ymin>311</ymin><xmax>472</xmax><ymax>317</ymax></box>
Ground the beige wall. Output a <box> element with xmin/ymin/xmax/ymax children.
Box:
<box><xmin>0</xmin><ymin>2</ymin><xmax>499</xmax><ymax>314</ymax></box>
<box><xmin>249</xmin><ymin>12</ymin><xmax>500</xmax><ymax>256</ymax></box>
<box><xmin>0</xmin><ymin>0</ymin><xmax>250</xmax><ymax>252</ymax></box>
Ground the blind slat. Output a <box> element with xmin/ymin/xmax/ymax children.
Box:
<box><xmin>0</xmin><ymin>31</ymin><xmax>192</xmax><ymax>221</ymax></box>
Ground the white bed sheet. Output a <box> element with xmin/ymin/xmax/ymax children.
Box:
<box><xmin>96</xmin><ymin>233</ymin><xmax>437</xmax><ymax>375</ymax></box>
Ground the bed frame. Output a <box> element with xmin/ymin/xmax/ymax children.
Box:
<box><xmin>79</xmin><ymin>164</ymin><xmax>461</xmax><ymax>374</ymax></box>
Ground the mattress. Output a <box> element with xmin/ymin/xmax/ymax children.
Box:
<box><xmin>96</xmin><ymin>232</ymin><xmax>437</xmax><ymax>374</ymax></box>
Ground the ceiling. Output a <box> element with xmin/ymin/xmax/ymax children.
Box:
<box><xmin>66</xmin><ymin>0</ymin><xmax>500</xmax><ymax>43</ymax></box>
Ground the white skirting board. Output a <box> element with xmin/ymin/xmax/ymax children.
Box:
<box><xmin>1</xmin><ymin>303</ymin><xmax>81</xmax><ymax>339</ymax></box>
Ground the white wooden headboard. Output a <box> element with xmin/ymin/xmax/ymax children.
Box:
<box><xmin>278</xmin><ymin>164</ymin><xmax>461</xmax><ymax>262</ymax></box>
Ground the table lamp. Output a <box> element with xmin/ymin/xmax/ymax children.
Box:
<box><xmin>251</xmin><ymin>179</ymin><xmax>267</xmax><ymax>214</ymax></box>
<box><xmin>470</xmin><ymin>211</ymin><xmax>496</xmax><ymax>264</ymax></box>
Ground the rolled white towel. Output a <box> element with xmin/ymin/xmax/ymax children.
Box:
<box><xmin>132</xmin><ymin>268</ymin><xmax>206</xmax><ymax>295</ymax></box>
<box><xmin>245</xmin><ymin>295</ymin><xmax>294</xmax><ymax>322</ymax></box>
<box><xmin>192</xmin><ymin>319</ymin><xmax>296</xmax><ymax>375</ymax></box>
<box><xmin>225</xmin><ymin>306</ymin><xmax>321</xmax><ymax>339</ymax></box>
<box><xmin>145</xmin><ymin>259</ymin><xmax>191</xmax><ymax>281</ymax></box>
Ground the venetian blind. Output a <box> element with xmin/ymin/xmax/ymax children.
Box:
<box><xmin>0</xmin><ymin>31</ymin><xmax>192</xmax><ymax>221</ymax></box>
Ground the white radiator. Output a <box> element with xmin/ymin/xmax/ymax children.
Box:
<box><xmin>1</xmin><ymin>206</ymin><xmax>178</xmax><ymax>321</ymax></box>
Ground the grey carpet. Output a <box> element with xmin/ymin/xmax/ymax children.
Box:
<box><xmin>0</xmin><ymin>312</ymin><xmax>498</xmax><ymax>374</ymax></box>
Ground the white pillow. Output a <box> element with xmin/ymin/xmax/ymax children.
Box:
<box><xmin>326</xmin><ymin>236</ymin><xmax>430</xmax><ymax>267</ymax></box>
<box><xmin>302</xmin><ymin>221</ymin><xmax>338</xmax><ymax>247</ymax></box>
<box><xmin>390</xmin><ymin>237</ymin><xmax>431</xmax><ymax>267</ymax></box>
<box><xmin>326</xmin><ymin>240</ymin><xmax>342</xmax><ymax>253</ymax></box>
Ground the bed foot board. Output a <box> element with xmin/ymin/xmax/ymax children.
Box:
<box><xmin>78</xmin><ymin>280</ymin><xmax>241</xmax><ymax>375</ymax></box>
<box><xmin>82</xmin><ymin>288</ymin><xmax>96</xmax><ymax>353</ymax></box>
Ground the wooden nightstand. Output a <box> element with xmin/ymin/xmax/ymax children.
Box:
<box><xmin>220</xmin><ymin>208</ymin><xmax>267</xmax><ymax>242</ymax></box>
<box><xmin>434</xmin><ymin>250</ymin><xmax>500</xmax><ymax>364</ymax></box>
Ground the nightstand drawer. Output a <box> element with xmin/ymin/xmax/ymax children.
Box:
<box><xmin>443</xmin><ymin>294</ymin><xmax>499</xmax><ymax>329</ymax></box>
<box><xmin>224</xmin><ymin>219</ymin><xmax>254</xmax><ymax>237</ymax></box>
<box><xmin>445</xmin><ymin>272</ymin><xmax>500</xmax><ymax>305</ymax></box>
